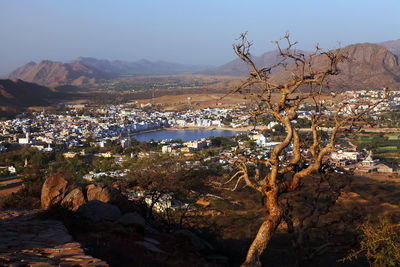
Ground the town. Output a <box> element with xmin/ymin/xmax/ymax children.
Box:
<box><xmin>1</xmin><ymin>89</ymin><xmax>399</xmax><ymax>205</ymax></box>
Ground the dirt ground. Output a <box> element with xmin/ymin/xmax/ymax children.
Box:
<box><xmin>134</xmin><ymin>92</ymin><xmax>345</xmax><ymax>111</ymax></box>
<box><xmin>0</xmin><ymin>177</ymin><xmax>22</xmax><ymax>197</ymax></box>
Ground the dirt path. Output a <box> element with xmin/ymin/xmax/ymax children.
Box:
<box><xmin>0</xmin><ymin>177</ymin><xmax>23</xmax><ymax>197</ymax></box>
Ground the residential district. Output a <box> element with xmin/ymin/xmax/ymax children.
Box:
<box><xmin>1</xmin><ymin>90</ymin><xmax>400</xmax><ymax>211</ymax></box>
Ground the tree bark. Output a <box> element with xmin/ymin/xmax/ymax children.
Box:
<box><xmin>241</xmin><ymin>212</ymin><xmax>282</xmax><ymax>267</ymax></box>
<box><xmin>241</xmin><ymin>189</ymin><xmax>282</xmax><ymax>267</ymax></box>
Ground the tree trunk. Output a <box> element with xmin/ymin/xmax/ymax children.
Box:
<box><xmin>241</xmin><ymin>211</ymin><xmax>282</xmax><ymax>267</ymax></box>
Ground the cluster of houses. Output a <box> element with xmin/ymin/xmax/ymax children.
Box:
<box><xmin>0</xmin><ymin>105</ymin><xmax>252</xmax><ymax>150</ymax></box>
<box><xmin>161</xmin><ymin>138</ymin><xmax>212</xmax><ymax>156</ymax></box>
<box><xmin>330</xmin><ymin>150</ymin><xmax>396</xmax><ymax>174</ymax></box>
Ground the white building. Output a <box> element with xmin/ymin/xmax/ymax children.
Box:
<box><xmin>7</xmin><ymin>166</ymin><xmax>16</xmax><ymax>174</ymax></box>
<box><xmin>18</xmin><ymin>133</ymin><xmax>30</xmax><ymax>144</ymax></box>
<box><xmin>251</xmin><ymin>134</ymin><xmax>270</xmax><ymax>147</ymax></box>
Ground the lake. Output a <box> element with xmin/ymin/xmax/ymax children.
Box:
<box><xmin>132</xmin><ymin>128</ymin><xmax>240</xmax><ymax>142</ymax></box>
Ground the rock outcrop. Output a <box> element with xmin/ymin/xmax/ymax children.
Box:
<box><xmin>60</xmin><ymin>187</ymin><xmax>86</xmax><ymax>211</ymax></box>
<box><xmin>40</xmin><ymin>176</ymin><xmax>131</xmax><ymax>213</ymax></box>
<box><xmin>40</xmin><ymin>175</ymin><xmax>68</xmax><ymax>210</ymax></box>
<box><xmin>77</xmin><ymin>200</ymin><xmax>122</xmax><ymax>222</ymax></box>
<box><xmin>34</xmin><ymin>178</ymin><xmax>228</xmax><ymax>266</ymax></box>
<box><xmin>118</xmin><ymin>212</ymin><xmax>146</xmax><ymax>226</ymax></box>
<box><xmin>86</xmin><ymin>184</ymin><xmax>125</xmax><ymax>205</ymax></box>
<box><xmin>0</xmin><ymin>210</ymin><xmax>108</xmax><ymax>266</ymax></box>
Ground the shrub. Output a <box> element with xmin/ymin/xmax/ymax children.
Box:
<box><xmin>0</xmin><ymin>167</ymin><xmax>44</xmax><ymax>210</ymax></box>
<box><xmin>342</xmin><ymin>217</ymin><xmax>400</xmax><ymax>266</ymax></box>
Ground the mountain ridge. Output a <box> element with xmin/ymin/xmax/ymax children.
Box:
<box><xmin>6</xmin><ymin>60</ymin><xmax>112</xmax><ymax>87</ymax></box>
<box><xmin>205</xmin><ymin>42</ymin><xmax>400</xmax><ymax>90</ymax></box>
<box><xmin>5</xmin><ymin>38</ymin><xmax>400</xmax><ymax>89</ymax></box>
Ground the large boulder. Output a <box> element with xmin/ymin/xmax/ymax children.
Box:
<box><xmin>77</xmin><ymin>200</ymin><xmax>122</xmax><ymax>222</ymax></box>
<box><xmin>41</xmin><ymin>175</ymin><xmax>68</xmax><ymax>209</ymax></box>
<box><xmin>61</xmin><ymin>187</ymin><xmax>86</xmax><ymax>211</ymax></box>
<box><xmin>86</xmin><ymin>184</ymin><xmax>125</xmax><ymax>205</ymax></box>
<box><xmin>118</xmin><ymin>212</ymin><xmax>145</xmax><ymax>226</ymax></box>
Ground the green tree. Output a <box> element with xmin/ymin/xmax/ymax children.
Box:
<box><xmin>342</xmin><ymin>217</ymin><xmax>400</xmax><ymax>267</ymax></box>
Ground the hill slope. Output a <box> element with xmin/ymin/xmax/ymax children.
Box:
<box><xmin>303</xmin><ymin>43</ymin><xmax>400</xmax><ymax>90</ymax></box>
<box><xmin>329</xmin><ymin>43</ymin><xmax>400</xmax><ymax>89</ymax></box>
<box><xmin>0</xmin><ymin>79</ymin><xmax>54</xmax><ymax>108</ymax></box>
<box><xmin>209</xmin><ymin>43</ymin><xmax>400</xmax><ymax>90</ymax></box>
<box><xmin>6</xmin><ymin>61</ymin><xmax>112</xmax><ymax>87</ymax></box>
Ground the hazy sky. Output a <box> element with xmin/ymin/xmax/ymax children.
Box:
<box><xmin>1</xmin><ymin>0</ymin><xmax>399</xmax><ymax>75</ymax></box>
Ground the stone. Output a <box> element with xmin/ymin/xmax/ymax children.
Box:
<box><xmin>41</xmin><ymin>175</ymin><xmax>68</xmax><ymax>210</ymax></box>
<box><xmin>135</xmin><ymin>241</ymin><xmax>167</xmax><ymax>254</ymax></box>
<box><xmin>61</xmin><ymin>188</ymin><xmax>86</xmax><ymax>211</ymax></box>
<box><xmin>118</xmin><ymin>212</ymin><xmax>145</xmax><ymax>226</ymax></box>
<box><xmin>86</xmin><ymin>184</ymin><xmax>125</xmax><ymax>205</ymax></box>
<box><xmin>0</xmin><ymin>210</ymin><xmax>108</xmax><ymax>266</ymax></box>
<box><xmin>174</xmin><ymin>229</ymin><xmax>214</xmax><ymax>251</ymax></box>
<box><xmin>77</xmin><ymin>200</ymin><xmax>121</xmax><ymax>222</ymax></box>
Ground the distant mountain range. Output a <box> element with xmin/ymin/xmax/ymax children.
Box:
<box><xmin>4</xmin><ymin>58</ymin><xmax>209</xmax><ymax>87</ymax></box>
<box><xmin>77</xmin><ymin>57</ymin><xmax>208</xmax><ymax>76</ymax></box>
<box><xmin>3</xmin><ymin>38</ymin><xmax>400</xmax><ymax>90</ymax></box>
<box><xmin>199</xmin><ymin>50</ymin><xmax>304</xmax><ymax>76</ymax></box>
<box><xmin>379</xmin><ymin>39</ymin><xmax>400</xmax><ymax>56</ymax></box>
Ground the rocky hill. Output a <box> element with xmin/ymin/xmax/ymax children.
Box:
<box><xmin>270</xmin><ymin>43</ymin><xmax>400</xmax><ymax>90</ymax></box>
<box><xmin>6</xmin><ymin>60</ymin><xmax>112</xmax><ymax>87</ymax></box>
<box><xmin>329</xmin><ymin>43</ymin><xmax>400</xmax><ymax>90</ymax></box>
<box><xmin>207</xmin><ymin>43</ymin><xmax>400</xmax><ymax>90</ymax></box>
<box><xmin>6</xmin><ymin>58</ymin><xmax>209</xmax><ymax>86</ymax></box>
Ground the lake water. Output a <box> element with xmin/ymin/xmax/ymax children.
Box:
<box><xmin>132</xmin><ymin>129</ymin><xmax>240</xmax><ymax>142</ymax></box>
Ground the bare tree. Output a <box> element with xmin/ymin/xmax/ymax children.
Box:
<box><xmin>223</xmin><ymin>32</ymin><xmax>389</xmax><ymax>267</ymax></box>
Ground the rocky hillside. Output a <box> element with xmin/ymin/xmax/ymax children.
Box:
<box><xmin>270</xmin><ymin>43</ymin><xmax>400</xmax><ymax>90</ymax></box>
<box><xmin>330</xmin><ymin>43</ymin><xmax>400</xmax><ymax>90</ymax></box>
<box><xmin>0</xmin><ymin>209</ymin><xmax>107</xmax><ymax>266</ymax></box>
<box><xmin>0</xmin><ymin>79</ymin><xmax>54</xmax><ymax>108</ymax></box>
<box><xmin>6</xmin><ymin>58</ymin><xmax>209</xmax><ymax>86</ymax></box>
<box><xmin>6</xmin><ymin>60</ymin><xmax>112</xmax><ymax>87</ymax></box>
<box><xmin>208</xmin><ymin>43</ymin><xmax>400</xmax><ymax>90</ymax></box>
<box><xmin>0</xmin><ymin>174</ymin><xmax>228</xmax><ymax>266</ymax></box>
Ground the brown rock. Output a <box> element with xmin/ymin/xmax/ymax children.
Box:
<box><xmin>86</xmin><ymin>184</ymin><xmax>124</xmax><ymax>205</ymax></box>
<box><xmin>118</xmin><ymin>212</ymin><xmax>145</xmax><ymax>226</ymax></box>
<box><xmin>61</xmin><ymin>188</ymin><xmax>86</xmax><ymax>211</ymax></box>
<box><xmin>41</xmin><ymin>175</ymin><xmax>68</xmax><ymax>209</ymax></box>
<box><xmin>77</xmin><ymin>200</ymin><xmax>121</xmax><ymax>222</ymax></box>
<box><xmin>196</xmin><ymin>198</ymin><xmax>210</xmax><ymax>207</ymax></box>
<box><xmin>0</xmin><ymin>210</ymin><xmax>108</xmax><ymax>266</ymax></box>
